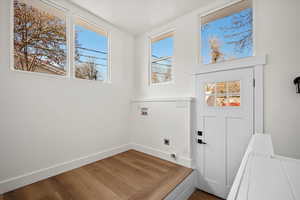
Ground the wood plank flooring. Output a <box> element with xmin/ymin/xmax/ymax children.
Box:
<box><xmin>188</xmin><ymin>190</ymin><xmax>223</xmax><ymax>200</ymax></box>
<box><xmin>3</xmin><ymin>150</ymin><xmax>192</xmax><ymax>200</ymax></box>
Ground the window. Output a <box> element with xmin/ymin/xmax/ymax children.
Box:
<box><xmin>201</xmin><ymin>0</ymin><xmax>253</xmax><ymax>64</ymax></box>
<box><xmin>205</xmin><ymin>81</ymin><xmax>241</xmax><ymax>107</ymax></box>
<box><xmin>74</xmin><ymin>19</ymin><xmax>109</xmax><ymax>81</ymax></box>
<box><xmin>13</xmin><ymin>0</ymin><xmax>67</xmax><ymax>76</ymax></box>
<box><xmin>150</xmin><ymin>31</ymin><xmax>174</xmax><ymax>84</ymax></box>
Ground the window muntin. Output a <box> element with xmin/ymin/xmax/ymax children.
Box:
<box><xmin>74</xmin><ymin>19</ymin><xmax>109</xmax><ymax>81</ymax></box>
<box><xmin>201</xmin><ymin>0</ymin><xmax>253</xmax><ymax>64</ymax></box>
<box><xmin>150</xmin><ymin>32</ymin><xmax>174</xmax><ymax>84</ymax></box>
<box><xmin>205</xmin><ymin>81</ymin><xmax>241</xmax><ymax>107</ymax></box>
<box><xmin>13</xmin><ymin>0</ymin><xmax>67</xmax><ymax>76</ymax></box>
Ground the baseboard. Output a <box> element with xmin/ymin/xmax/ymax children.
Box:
<box><xmin>0</xmin><ymin>143</ymin><xmax>192</xmax><ymax>195</ymax></box>
<box><xmin>0</xmin><ymin>144</ymin><xmax>131</xmax><ymax>194</ymax></box>
<box><xmin>165</xmin><ymin>170</ymin><xmax>196</xmax><ymax>200</ymax></box>
<box><xmin>131</xmin><ymin>143</ymin><xmax>192</xmax><ymax>168</ymax></box>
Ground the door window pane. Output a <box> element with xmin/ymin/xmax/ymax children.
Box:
<box><xmin>204</xmin><ymin>80</ymin><xmax>241</xmax><ymax>107</ymax></box>
<box><xmin>216</xmin><ymin>82</ymin><xmax>227</xmax><ymax>94</ymax></box>
<box><xmin>205</xmin><ymin>95</ymin><xmax>215</xmax><ymax>107</ymax></box>
<box><xmin>216</xmin><ymin>96</ymin><xmax>227</xmax><ymax>107</ymax></box>
<box><xmin>228</xmin><ymin>81</ymin><xmax>240</xmax><ymax>93</ymax></box>
<box><xmin>227</xmin><ymin>96</ymin><xmax>241</xmax><ymax>106</ymax></box>
<box><xmin>205</xmin><ymin>83</ymin><xmax>216</xmax><ymax>94</ymax></box>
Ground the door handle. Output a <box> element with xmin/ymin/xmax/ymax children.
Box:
<box><xmin>197</xmin><ymin>139</ymin><xmax>207</xmax><ymax>144</ymax></box>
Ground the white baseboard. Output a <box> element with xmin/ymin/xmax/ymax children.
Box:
<box><xmin>0</xmin><ymin>143</ymin><xmax>192</xmax><ymax>195</ymax></box>
<box><xmin>0</xmin><ymin>144</ymin><xmax>131</xmax><ymax>194</ymax></box>
<box><xmin>165</xmin><ymin>170</ymin><xmax>196</xmax><ymax>200</ymax></box>
<box><xmin>131</xmin><ymin>143</ymin><xmax>192</xmax><ymax>168</ymax></box>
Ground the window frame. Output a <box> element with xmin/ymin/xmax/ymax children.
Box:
<box><xmin>198</xmin><ymin>0</ymin><xmax>255</xmax><ymax>66</ymax></box>
<box><xmin>148</xmin><ymin>29</ymin><xmax>175</xmax><ymax>86</ymax></box>
<box><xmin>10</xmin><ymin>0</ymin><xmax>70</xmax><ymax>79</ymax></box>
<box><xmin>10</xmin><ymin>0</ymin><xmax>111</xmax><ymax>84</ymax></box>
<box><xmin>72</xmin><ymin>16</ymin><xmax>111</xmax><ymax>83</ymax></box>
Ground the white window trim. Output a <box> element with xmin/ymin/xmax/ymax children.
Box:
<box><xmin>10</xmin><ymin>0</ymin><xmax>71</xmax><ymax>79</ymax></box>
<box><xmin>197</xmin><ymin>0</ymin><xmax>256</xmax><ymax>65</ymax></box>
<box><xmin>10</xmin><ymin>0</ymin><xmax>112</xmax><ymax>84</ymax></box>
<box><xmin>71</xmin><ymin>15</ymin><xmax>111</xmax><ymax>83</ymax></box>
<box><xmin>148</xmin><ymin>29</ymin><xmax>175</xmax><ymax>86</ymax></box>
<box><xmin>195</xmin><ymin>0</ymin><xmax>263</xmax><ymax>133</ymax></box>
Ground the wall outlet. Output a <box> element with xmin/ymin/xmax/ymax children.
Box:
<box><xmin>140</xmin><ymin>107</ymin><xmax>148</xmax><ymax>116</ymax></box>
<box><xmin>170</xmin><ymin>153</ymin><xmax>177</xmax><ymax>160</ymax></box>
<box><xmin>163</xmin><ymin>139</ymin><xmax>170</xmax><ymax>145</ymax></box>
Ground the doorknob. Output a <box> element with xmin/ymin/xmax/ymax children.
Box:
<box><xmin>197</xmin><ymin>139</ymin><xmax>207</xmax><ymax>144</ymax></box>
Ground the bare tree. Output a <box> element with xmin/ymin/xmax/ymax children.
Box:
<box><xmin>164</xmin><ymin>68</ymin><xmax>172</xmax><ymax>81</ymax></box>
<box><xmin>75</xmin><ymin>59</ymin><xmax>98</xmax><ymax>80</ymax></box>
<box><xmin>202</xmin><ymin>8</ymin><xmax>252</xmax><ymax>63</ymax></box>
<box><xmin>222</xmin><ymin>9</ymin><xmax>253</xmax><ymax>53</ymax></box>
<box><xmin>209</xmin><ymin>38</ymin><xmax>224</xmax><ymax>63</ymax></box>
<box><xmin>14</xmin><ymin>0</ymin><xmax>66</xmax><ymax>72</ymax></box>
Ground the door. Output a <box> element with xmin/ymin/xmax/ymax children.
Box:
<box><xmin>195</xmin><ymin>68</ymin><xmax>254</xmax><ymax>199</ymax></box>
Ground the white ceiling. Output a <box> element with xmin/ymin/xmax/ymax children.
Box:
<box><xmin>69</xmin><ymin>0</ymin><xmax>213</xmax><ymax>35</ymax></box>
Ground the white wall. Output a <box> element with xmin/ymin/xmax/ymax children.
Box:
<box><xmin>0</xmin><ymin>0</ymin><xmax>299</xmax><ymax>193</ymax></box>
<box><xmin>130</xmin><ymin>99</ymin><xmax>193</xmax><ymax>167</ymax></box>
<box><xmin>133</xmin><ymin>0</ymin><xmax>300</xmax><ymax>159</ymax></box>
<box><xmin>134</xmin><ymin>13</ymin><xmax>197</xmax><ymax>98</ymax></box>
<box><xmin>0</xmin><ymin>0</ymin><xmax>134</xmax><ymax>188</ymax></box>
<box><xmin>255</xmin><ymin>0</ymin><xmax>300</xmax><ymax>159</ymax></box>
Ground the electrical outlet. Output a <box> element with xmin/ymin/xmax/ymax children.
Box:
<box><xmin>170</xmin><ymin>153</ymin><xmax>177</xmax><ymax>160</ymax></box>
<box><xmin>140</xmin><ymin>107</ymin><xmax>148</xmax><ymax>116</ymax></box>
<box><xmin>163</xmin><ymin>139</ymin><xmax>170</xmax><ymax>145</ymax></box>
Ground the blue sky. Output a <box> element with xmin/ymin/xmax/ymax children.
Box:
<box><xmin>150</xmin><ymin>8</ymin><xmax>252</xmax><ymax>65</ymax></box>
<box><xmin>75</xmin><ymin>25</ymin><xmax>108</xmax><ymax>80</ymax></box>
<box><xmin>151</xmin><ymin>37</ymin><xmax>173</xmax><ymax>73</ymax></box>
<box><xmin>74</xmin><ymin>7</ymin><xmax>252</xmax><ymax>80</ymax></box>
<box><xmin>201</xmin><ymin>8</ymin><xmax>253</xmax><ymax>64</ymax></box>
<box><xmin>151</xmin><ymin>37</ymin><xmax>173</xmax><ymax>58</ymax></box>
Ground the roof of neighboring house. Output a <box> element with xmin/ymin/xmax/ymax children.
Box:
<box><xmin>15</xmin><ymin>53</ymin><xmax>66</xmax><ymax>76</ymax></box>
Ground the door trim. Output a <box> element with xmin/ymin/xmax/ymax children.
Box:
<box><xmin>194</xmin><ymin>55</ymin><xmax>266</xmax><ymax>134</ymax></box>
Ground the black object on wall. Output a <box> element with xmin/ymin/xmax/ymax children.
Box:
<box><xmin>294</xmin><ymin>77</ymin><xmax>300</xmax><ymax>93</ymax></box>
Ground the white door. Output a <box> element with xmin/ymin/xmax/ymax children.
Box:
<box><xmin>195</xmin><ymin>68</ymin><xmax>254</xmax><ymax>199</ymax></box>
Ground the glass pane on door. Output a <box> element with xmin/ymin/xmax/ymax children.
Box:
<box><xmin>204</xmin><ymin>80</ymin><xmax>241</xmax><ymax>107</ymax></box>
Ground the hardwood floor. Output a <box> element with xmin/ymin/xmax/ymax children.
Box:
<box><xmin>188</xmin><ymin>190</ymin><xmax>223</xmax><ymax>200</ymax></box>
<box><xmin>2</xmin><ymin>150</ymin><xmax>192</xmax><ymax>200</ymax></box>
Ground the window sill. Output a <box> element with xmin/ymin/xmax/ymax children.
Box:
<box><xmin>131</xmin><ymin>97</ymin><xmax>194</xmax><ymax>103</ymax></box>
<box><xmin>149</xmin><ymin>80</ymin><xmax>174</xmax><ymax>87</ymax></box>
<box><xmin>194</xmin><ymin>55</ymin><xmax>267</xmax><ymax>75</ymax></box>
